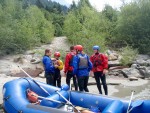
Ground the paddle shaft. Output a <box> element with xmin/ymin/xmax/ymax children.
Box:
<box><xmin>126</xmin><ymin>91</ymin><xmax>135</xmax><ymax>113</ymax></box>
<box><xmin>69</xmin><ymin>81</ymin><xmax>71</xmax><ymax>102</ymax></box>
<box><xmin>37</xmin><ymin>95</ymin><xmax>66</xmax><ymax>105</ymax></box>
<box><xmin>56</xmin><ymin>91</ymin><xmax>81</xmax><ymax>113</ymax></box>
<box><xmin>18</xmin><ymin>66</ymin><xmax>51</xmax><ymax>96</ymax></box>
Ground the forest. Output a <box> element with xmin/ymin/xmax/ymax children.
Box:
<box><xmin>0</xmin><ymin>0</ymin><xmax>149</xmax><ymax>56</ymax></box>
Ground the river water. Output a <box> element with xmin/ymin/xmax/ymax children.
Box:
<box><xmin>112</xmin><ymin>81</ymin><xmax>150</xmax><ymax>100</ymax></box>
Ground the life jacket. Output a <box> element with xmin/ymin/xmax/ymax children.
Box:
<box><xmin>77</xmin><ymin>54</ymin><xmax>88</xmax><ymax>69</ymax></box>
<box><xmin>57</xmin><ymin>60</ymin><xmax>64</xmax><ymax>70</ymax></box>
<box><xmin>93</xmin><ymin>53</ymin><xmax>102</xmax><ymax>67</ymax></box>
<box><xmin>27</xmin><ymin>89</ymin><xmax>39</xmax><ymax>103</ymax></box>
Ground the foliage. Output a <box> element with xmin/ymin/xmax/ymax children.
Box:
<box><xmin>22</xmin><ymin>0</ymin><xmax>68</xmax><ymax>37</ymax></box>
<box><xmin>0</xmin><ymin>0</ymin><xmax>150</xmax><ymax>57</ymax></box>
<box><xmin>114</xmin><ymin>0</ymin><xmax>150</xmax><ymax>54</ymax></box>
<box><xmin>120</xmin><ymin>46</ymin><xmax>138</xmax><ymax>66</ymax></box>
<box><xmin>63</xmin><ymin>2</ymin><xmax>108</xmax><ymax>55</ymax></box>
<box><xmin>0</xmin><ymin>0</ymin><xmax>54</xmax><ymax>55</ymax></box>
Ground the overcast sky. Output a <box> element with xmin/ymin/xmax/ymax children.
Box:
<box><xmin>52</xmin><ymin>0</ymin><xmax>131</xmax><ymax>11</ymax></box>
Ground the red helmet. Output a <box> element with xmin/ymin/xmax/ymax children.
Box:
<box><xmin>74</xmin><ymin>45</ymin><xmax>83</xmax><ymax>51</ymax></box>
<box><xmin>54</xmin><ymin>52</ymin><xmax>60</xmax><ymax>57</ymax></box>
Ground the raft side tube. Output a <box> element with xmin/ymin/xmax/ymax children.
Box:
<box><xmin>2</xmin><ymin>78</ymin><xmax>61</xmax><ymax>113</ymax></box>
<box><xmin>70</xmin><ymin>91</ymin><xmax>128</xmax><ymax>111</ymax></box>
<box><xmin>40</xmin><ymin>90</ymin><xmax>69</xmax><ymax>108</ymax></box>
<box><xmin>102</xmin><ymin>100</ymin><xmax>124</xmax><ymax>113</ymax></box>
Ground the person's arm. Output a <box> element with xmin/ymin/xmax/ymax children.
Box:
<box><xmin>102</xmin><ymin>54</ymin><xmax>108</xmax><ymax>69</ymax></box>
<box><xmin>101</xmin><ymin>54</ymin><xmax>108</xmax><ymax>74</ymax></box>
<box><xmin>72</xmin><ymin>56</ymin><xmax>78</xmax><ymax>75</ymax></box>
<box><xmin>90</xmin><ymin>55</ymin><xmax>93</xmax><ymax>64</ymax></box>
<box><xmin>43</xmin><ymin>57</ymin><xmax>55</xmax><ymax>73</ymax></box>
<box><xmin>87</xmin><ymin>56</ymin><xmax>93</xmax><ymax>72</ymax></box>
<box><xmin>64</xmin><ymin>54</ymin><xmax>69</xmax><ymax>73</ymax></box>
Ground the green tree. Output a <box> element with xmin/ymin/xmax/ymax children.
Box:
<box><xmin>0</xmin><ymin>0</ymin><xmax>54</xmax><ymax>55</ymax></box>
<box><xmin>63</xmin><ymin>3</ymin><xmax>108</xmax><ymax>54</ymax></box>
<box><xmin>115</xmin><ymin>0</ymin><xmax>150</xmax><ymax>54</ymax></box>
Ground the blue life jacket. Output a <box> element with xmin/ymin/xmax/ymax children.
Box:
<box><xmin>73</xmin><ymin>53</ymin><xmax>93</xmax><ymax>76</ymax></box>
<box><xmin>77</xmin><ymin>54</ymin><xmax>88</xmax><ymax>69</ymax></box>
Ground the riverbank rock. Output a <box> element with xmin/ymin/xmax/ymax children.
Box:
<box><xmin>121</xmin><ymin>68</ymin><xmax>144</xmax><ymax>78</ymax></box>
<box><xmin>106</xmin><ymin>50</ymin><xmax>119</xmax><ymax>61</ymax></box>
<box><xmin>108</xmin><ymin>60</ymin><xmax>121</xmax><ymax>67</ymax></box>
<box><xmin>14</xmin><ymin>68</ymin><xmax>43</xmax><ymax>77</ymax></box>
<box><xmin>129</xmin><ymin>77</ymin><xmax>138</xmax><ymax>81</ymax></box>
<box><xmin>133</xmin><ymin>55</ymin><xmax>150</xmax><ymax>66</ymax></box>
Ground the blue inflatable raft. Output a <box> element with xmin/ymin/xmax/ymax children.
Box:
<box><xmin>2</xmin><ymin>78</ymin><xmax>150</xmax><ymax>113</ymax></box>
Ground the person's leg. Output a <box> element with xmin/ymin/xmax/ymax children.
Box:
<box><xmin>101</xmin><ymin>74</ymin><xmax>108</xmax><ymax>95</ymax></box>
<box><xmin>83</xmin><ymin>76</ymin><xmax>89</xmax><ymax>92</ymax></box>
<box><xmin>94</xmin><ymin>72</ymin><xmax>102</xmax><ymax>94</ymax></box>
<box><xmin>77</xmin><ymin>76</ymin><xmax>84</xmax><ymax>91</ymax></box>
<box><xmin>53</xmin><ymin>76</ymin><xmax>57</xmax><ymax>87</ymax></box>
<box><xmin>45</xmin><ymin>74</ymin><xmax>49</xmax><ymax>84</ymax></box>
<box><xmin>57</xmin><ymin>76</ymin><xmax>61</xmax><ymax>88</ymax></box>
<box><xmin>73</xmin><ymin>75</ymin><xmax>78</xmax><ymax>91</ymax></box>
<box><xmin>46</xmin><ymin>77</ymin><xmax>49</xmax><ymax>84</ymax></box>
<box><xmin>66</xmin><ymin>71</ymin><xmax>71</xmax><ymax>87</ymax></box>
<box><xmin>47</xmin><ymin>74</ymin><xmax>54</xmax><ymax>86</ymax></box>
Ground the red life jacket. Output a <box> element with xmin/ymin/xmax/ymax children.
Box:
<box><xmin>90</xmin><ymin>53</ymin><xmax>108</xmax><ymax>72</ymax></box>
<box><xmin>92</xmin><ymin>53</ymin><xmax>102</xmax><ymax>67</ymax></box>
<box><xmin>27</xmin><ymin>89</ymin><xmax>39</xmax><ymax>103</ymax></box>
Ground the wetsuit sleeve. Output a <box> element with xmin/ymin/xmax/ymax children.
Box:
<box><xmin>101</xmin><ymin>54</ymin><xmax>108</xmax><ymax>69</ymax></box>
<box><xmin>64</xmin><ymin>54</ymin><xmax>70</xmax><ymax>73</ymax></box>
<box><xmin>72</xmin><ymin>56</ymin><xmax>78</xmax><ymax>75</ymax></box>
<box><xmin>87</xmin><ymin>56</ymin><xmax>93</xmax><ymax>71</ymax></box>
<box><xmin>90</xmin><ymin>55</ymin><xmax>94</xmax><ymax>64</ymax></box>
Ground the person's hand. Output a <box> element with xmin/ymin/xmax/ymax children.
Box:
<box><xmin>103</xmin><ymin>69</ymin><xmax>108</xmax><ymax>74</ymax></box>
<box><xmin>90</xmin><ymin>71</ymin><xmax>94</xmax><ymax>77</ymax></box>
<box><xmin>51</xmin><ymin>58</ymin><xmax>56</xmax><ymax>61</ymax></box>
<box><xmin>63</xmin><ymin>72</ymin><xmax>67</xmax><ymax>77</ymax></box>
<box><xmin>74</xmin><ymin>75</ymin><xmax>77</xmax><ymax>78</ymax></box>
<box><xmin>54</xmin><ymin>64</ymin><xmax>58</xmax><ymax>68</ymax></box>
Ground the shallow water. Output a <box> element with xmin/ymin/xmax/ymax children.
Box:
<box><xmin>112</xmin><ymin>81</ymin><xmax>150</xmax><ymax>100</ymax></box>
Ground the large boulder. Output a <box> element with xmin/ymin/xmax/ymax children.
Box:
<box><xmin>106</xmin><ymin>50</ymin><xmax>119</xmax><ymax>61</ymax></box>
<box><xmin>14</xmin><ymin>68</ymin><xmax>43</xmax><ymax>77</ymax></box>
<box><xmin>138</xmin><ymin>66</ymin><xmax>150</xmax><ymax>78</ymax></box>
<box><xmin>108</xmin><ymin>60</ymin><xmax>121</xmax><ymax>67</ymax></box>
<box><xmin>121</xmin><ymin>68</ymin><xmax>144</xmax><ymax>78</ymax></box>
<box><xmin>133</xmin><ymin>55</ymin><xmax>150</xmax><ymax>66</ymax></box>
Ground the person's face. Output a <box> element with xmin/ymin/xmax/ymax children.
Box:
<box><xmin>54</xmin><ymin>56</ymin><xmax>59</xmax><ymax>59</ymax></box>
<box><xmin>93</xmin><ymin>49</ymin><xmax>98</xmax><ymax>53</ymax></box>
<box><xmin>72</xmin><ymin>49</ymin><xmax>76</xmax><ymax>54</ymax></box>
<box><xmin>48</xmin><ymin>51</ymin><xmax>51</xmax><ymax>56</ymax></box>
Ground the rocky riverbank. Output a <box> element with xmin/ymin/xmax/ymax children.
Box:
<box><xmin>0</xmin><ymin>36</ymin><xmax>150</xmax><ymax>112</ymax></box>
